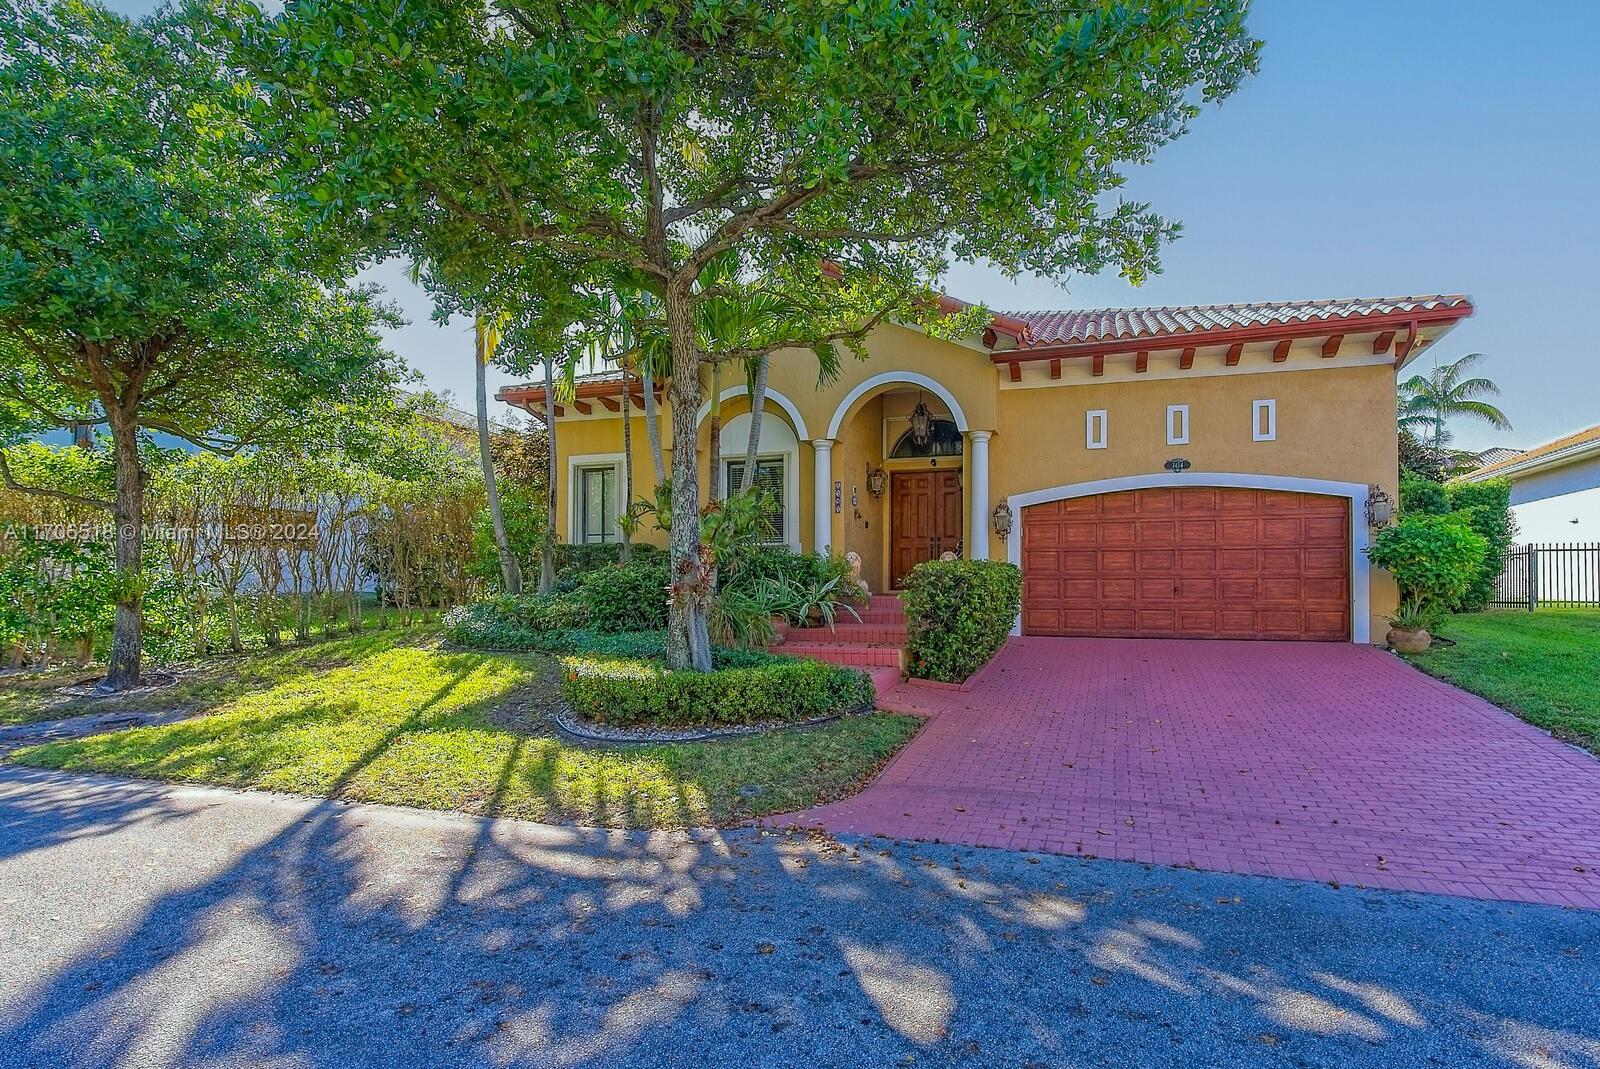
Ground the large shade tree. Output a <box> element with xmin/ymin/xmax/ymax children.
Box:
<box><xmin>242</xmin><ymin>0</ymin><xmax>1258</xmax><ymax>670</ymax></box>
<box><xmin>0</xmin><ymin>1</ymin><xmax>401</xmax><ymax>689</ymax></box>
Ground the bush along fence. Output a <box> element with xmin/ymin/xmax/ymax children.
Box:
<box><xmin>900</xmin><ymin>559</ymin><xmax>1022</xmax><ymax>684</ymax></box>
<box><xmin>1</xmin><ymin>446</ymin><xmax>486</xmax><ymax>669</ymax></box>
<box><xmin>1492</xmin><ymin>543</ymin><xmax>1600</xmax><ymax>609</ymax></box>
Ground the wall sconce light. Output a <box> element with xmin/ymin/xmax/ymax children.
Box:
<box><xmin>1366</xmin><ymin>484</ymin><xmax>1396</xmax><ymax>528</ymax></box>
<box><xmin>991</xmin><ymin>499</ymin><xmax>1014</xmax><ymax>538</ymax></box>
<box><xmin>865</xmin><ymin>464</ymin><xmax>887</xmax><ymax>499</ymax></box>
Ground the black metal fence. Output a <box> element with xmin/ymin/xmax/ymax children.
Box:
<box><xmin>1491</xmin><ymin>543</ymin><xmax>1600</xmax><ymax>609</ymax></box>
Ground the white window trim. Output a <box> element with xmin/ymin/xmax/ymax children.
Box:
<box><xmin>1252</xmin><ymin>399</ymin><xmax>1277</xmax><ymax>442</ymax></box>
<box><xmin>723</xmin><ymin>453</ymin><xmax>792</xmax><ymax>548</ymax></box>
<box><xmin>567</xmin><ymin>452</ymin><xmax>625</xmax><ymax>545</ymax></box>
<box><xmin>1086</xmin><ymin>409</ymin><xmax>1108</xmax><ymax>450</ymax></box>
<box><xmin>1003</xmin><ymin>472</ymin><xmax>1371</xmax><ymax>643</ymax></box>
<box><xmin>1166</xmin><ymin>404</ymin><xmax>1190</xmax><ymax>446</ymax></box>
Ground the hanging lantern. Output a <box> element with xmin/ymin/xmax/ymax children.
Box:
<box><xmin>909</xmin><ymin>395</ymin><xmax>933</xmax><ymax>448</ymax></box>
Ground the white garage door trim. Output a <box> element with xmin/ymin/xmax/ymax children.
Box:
<box><xmin>1004</xmin><ymin>473</ymin><xmax>1371</xmax><ymax>643</ymax></box>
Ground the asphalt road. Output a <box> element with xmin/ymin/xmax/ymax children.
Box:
<box><xmin>1</xmin><ymin>765</ymin><xmax>1596</xmax><ymax>1069</ymax></box>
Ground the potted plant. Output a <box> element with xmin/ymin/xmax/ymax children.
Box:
<box><xmin>1366</xmin><ymin>512</ymin><xmax>1488</xmax><ymax>655</ymax></box>
<box><xmin>1384</xmin><ymin>599</ymin><xmax>1437</xmax><ymax>654</ymax></box>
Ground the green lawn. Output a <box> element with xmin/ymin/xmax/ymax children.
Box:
<box><xmin>0</xmin><ymin>628</ymin><xmax>435</xmax><ymax>727</ymax></box>
<box><xmin>6</xmin><ymin>629</ymin><xmax>918</xmax><ymax>827</ymax></box>
<box><xmin>1409</xmin><ymin>609</ymin><xmax>1600</xmax><ymax>753</ymax></box>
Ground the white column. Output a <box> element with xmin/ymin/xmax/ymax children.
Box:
<box><xmin>811</xmin><ymin>439</ymin><xmax>834</xmax><ymax>555</ymax></box>
<box><xmin>967</xmin><ymin>430</ymin><xmax>992</xmax><ymax>560</ymax></box>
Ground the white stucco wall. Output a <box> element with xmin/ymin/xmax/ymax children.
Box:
<box><xmin>1505</xmin><ymin>454</ymin><xmax>1600</xmax><ymax>543</ymax></box>
<box><xmin>1510</xmin><ymin>485</ymin><xmax>1600</xmax><ymax>543</ymax></box>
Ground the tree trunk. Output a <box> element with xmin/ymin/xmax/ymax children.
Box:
<box><xmin>538</xmin><ymin>356</ymin><xmax>558</xmax><ymax>596</ymax></box>
<box><xmin>707</xmin><ymin>360</ymin><xmax>722</xmax><ymax>503</ymax></box>
<box><xmin>476</xmin><ymin>330</ymin><xmax>523</xmax><ymax>595</ymax></box>
<box><xmin>102</xmin><ymin>409</ymin><xmax>144</xmax><ymax>691</ymax></box>
<box><xmin>664</xmin><ymin>286</ymin><xmax>712</xmax><ymax>671</ymax></box>
<box><xmin>641</xmin><ymin>358</ymin><xmax>666</xmax><ymax>487</ymax></box>
<box><xmin>741</xmin><ymin>354</ymin><xmax>768</xmax><ymax>492</ymax></box>
<box><xmin>619</xmin><ymin>368</ymin><xmax>633</xmax><ymax>563</ymax></box>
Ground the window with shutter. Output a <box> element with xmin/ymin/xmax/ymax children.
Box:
<box><xmin>725</xmin><ymin>457</ymin><xmax>786</xmax><ymax>545</ymax></box>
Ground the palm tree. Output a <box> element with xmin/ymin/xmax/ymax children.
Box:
<box><xmin>1398</xmin><ymin>352</ymin><xmax>1512</xmax><ymax>457</ymax></box>
<box><xmin>538</xmin><ymin>351</ymin><xmax>559</xmax><ymax>595</ymax></box>
<box><xmin>473</xmin><ymin>310</ymin><xmax>523</xmax><ymax>596</ymax></box>
<box><xmin>693</xmin><ymin>252</ymin><xmax>828</xmax><ymax>500</ymax></box>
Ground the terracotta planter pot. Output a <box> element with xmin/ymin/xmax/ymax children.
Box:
<box><xmin>1386</xmin><ymin>626</ymin><xmax>1431</xmax><ymax>654</ymax></box>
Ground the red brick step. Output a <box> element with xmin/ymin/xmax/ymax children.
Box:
<box><xmin>780</xmin><ymin>641</ymin><xmax>902</xmax><ymax>669</ymax></box>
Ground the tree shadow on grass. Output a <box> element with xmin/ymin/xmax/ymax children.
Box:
<box><xmin>3</xmin><ymin>767</ymin><xmax>1599</xmax><ymax>1069</ymax></box>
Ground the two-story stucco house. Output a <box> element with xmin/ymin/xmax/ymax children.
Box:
<box><xmin>500</xmin><ymin>292</ymin><xmax>1474</xmax><ymax>645</ymax></box>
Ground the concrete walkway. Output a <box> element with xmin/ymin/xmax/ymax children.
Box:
<box><xmin>790</xmin><ymin>638</ymin><xmax>1600</xmax><ymax>909</ymax></box>
<box><xmin>1</xmin><ymin>766</ymin><xmax>1597</xmax><ymax>1068</ymax></box>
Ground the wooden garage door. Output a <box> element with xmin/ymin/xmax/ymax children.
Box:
<box><xmin>1021</xmin><ymin>487</ymin><xmax>1350</xmax><ymax>640</ymax></box>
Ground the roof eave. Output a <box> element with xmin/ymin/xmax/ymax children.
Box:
<box><xmin>1462</xmin><ymin>436</ymin><xmax>1600</xmax><ymax>483</ymax></box>
<box><xmin>989</xmin><ymin>302</ymin><xmax>1475</xmax><ymax>365</ymax></box>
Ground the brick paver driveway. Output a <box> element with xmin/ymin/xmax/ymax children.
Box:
<box><xmin>788</xmin><ymin>638</ymin><xmax>1600</xmax><ymax>909</ymax></box>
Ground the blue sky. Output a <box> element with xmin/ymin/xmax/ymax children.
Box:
<box><xmin>104</xmin><ymin>0</ymin><xmax>1599</xmax><ymax>452</ymax></box>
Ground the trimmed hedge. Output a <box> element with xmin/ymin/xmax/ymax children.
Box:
<box><xmin>901</xmin><ymin>559</ymin><xmax>1021</xmax><ymax>683</ymax></box>
<box><xmin>446</xmin><ymin>596</ymin><xmax>876</xmax><ymax>729</ymax></box>
<box><xmin>1396</xmin><ymin>473</ymin><xmax>1515</xmax><ymax>612</ymax></box>
<box><xmin>561</xmin><ymin>651</ymin><xmax>875</xmax><ymax>728</ymax></box>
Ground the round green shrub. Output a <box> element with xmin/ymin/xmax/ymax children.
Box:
<box><xmin>1399</xmin><ymin>471</ymin><xmax>1449</xmax><ymax>516</ymax></box>
<box><xmin>577</xmin><ymin>558</ymin><xmax>670</xmax><ymax>632</ymax></box>
<box><xmin>900</xmin><ymin>559</ymin><xmax>1021</xmax><ymax>683</ymax></box>
<box><xmin>1367</xmin><ymin>513</ymin><xmax>1488</xmax><ymax>613</ymax></box>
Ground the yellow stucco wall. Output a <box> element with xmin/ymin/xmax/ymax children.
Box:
<box><xmin>553</xmin><ymin>410</ymin><xmax>671</xmax><ymax>550</ymax></box>
<box><xmin>831</xmin><ymin>395</ymin><xmax>888</xmax><ymax>590</ymax></box>
<box><xmin>530</xmin><ymin>330</ymin><xmax>1400</xmax><ymax>642</ymax></box>
<box><xmin>991</xmin><ymin>364</ymin><xmax>1396</xmax><ymax>497</ymax></box>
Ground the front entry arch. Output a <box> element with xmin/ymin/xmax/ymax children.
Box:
<box><xmin>824</xmin><ymin>371</ymin><xmax>970</xmax><ymax>439</ymax></box>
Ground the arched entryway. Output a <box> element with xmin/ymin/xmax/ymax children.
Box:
<box><xmin>814</xmin><ymin>372</ymin><xmax>991</xmax><ymax>592</ymax></box>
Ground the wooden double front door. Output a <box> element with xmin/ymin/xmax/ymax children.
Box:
<box><xmin>891</xmin><ymin>470</ymin><xmax>963</xmax><ymax>588</ymax></box>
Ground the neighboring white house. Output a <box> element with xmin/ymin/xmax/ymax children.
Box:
<box><xmin>1462</xmin><ymin>423</ymin><xmax>1600</xmax><ymax>542</ymax></box>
